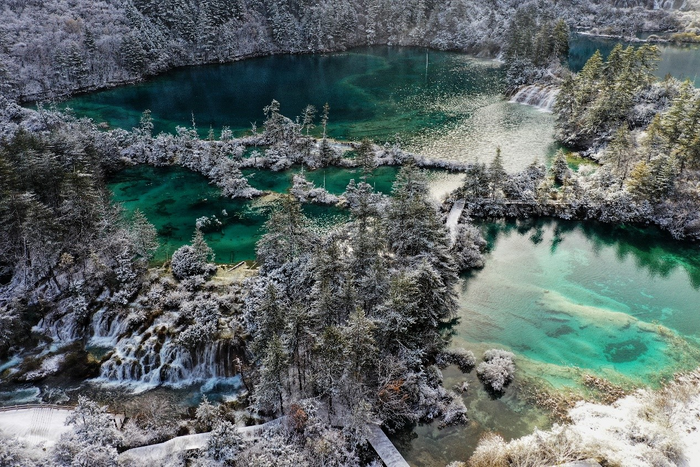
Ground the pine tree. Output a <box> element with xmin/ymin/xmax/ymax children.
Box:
<box><xmin>257</xmin><ymin>195</ymin><xmax>314</xmax><ymax>270</ymax></box>
<box><xmin>192</xmin><ymin>228</ymin><xmax>215</xmax><ymax>264</ymax></box>
<box><xmin>255</xmin><ymin>334</ymin><xmax>289</xmax><ymax>415</ymax></box>
<box><xmin>130</xmin><ymin>209</ymin><xmax>158</xmax><ymax>260</ymax></box>
<box><xmin>252</xmin><ymin>282</ymin><xmax>285</xmax><ymax>356</ymax></box>
<box><xmin>552</xmin><ymin>19</ymin><xmax>569</xmax><ymax>62</ymax></box>
<box><xmin>551</xmin><ymin>150</ymin><xmax>570</xmax><ymax>186</ymax></box>
<box><xmin>301</xmin><ymin>104</ymin><xmax>316</xmax><ymax>136</ymax></box>
<box><xmin>312</xmin><ymin>326</ymin><xmax>347</xmax><ymax>413</ymax></box>
<box><xmin>461</xmin><ymin>162</ymin><xmax>490</xmax><ymax>199</ymax></box>
<box><xmin>605</xmin><ymin>126</ymin><xmax>635</xmax><ymax>186</ymax></box>
<box><xmin>344</xmin><ymin>308</ymin><xmax>377</xmax><ymax>383</ymax></box>
<box><xmin>488</xmin><ymin>147</ymin><xmax>507</xmax><ymax>198</ymax></box>
<box><xmin>355</xmin><ymin>139</ymin><xmax>376</xmax><ymax>177</ymax></box>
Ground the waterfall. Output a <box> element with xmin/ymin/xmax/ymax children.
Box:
<box><xmin>98</xmin><ymin>316</ymin><xmax>240</xmax><ymax>387</ymax></box>
<box><xmin>88</xmin><ymin>308</ymin><xmax>132</xmax><ymax>348</ymax></box>
<box><xmin>33</xmin><ymin>314</ymin><xmax>82</xmax><ymax>344</ymax></box>
<box><xmin>509</xmin><ymin>85</ymin><xmax>560</xmax><ymax>112</ymax></box>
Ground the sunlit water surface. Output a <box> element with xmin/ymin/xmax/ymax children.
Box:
<box><xmin>61</xmin><ymin>47</ymin><xmax>558</xmax><ymax>171</ymax></box>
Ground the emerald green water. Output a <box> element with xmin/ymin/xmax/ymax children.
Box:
<box><xmin>62</xmin><ymin>47</ymin><xmax>557</xmax><ymax>171</ymax></box>
<box><xmin>569</xmin><ymin>34</ymin><xmax>700</xmax><ymax>85</ymax></box>
<box><xmin>399</xmin><ymin>218</ymin><xmax>700</xmax><ymax>465</ymax></box>
<box><xmin>109</xmin><ymin>166</ymin><xmax>355</xmax><ymax>262</ymax></box>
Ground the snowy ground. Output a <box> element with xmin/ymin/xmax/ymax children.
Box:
<box><xmin>469</xmin><ymin>370</ymin><xmax>700</xmax><ymax>466</ymax></box>
<box><xmin>568</xmin><ymin>391</ymin><xmax>700</xmax><ymax>467</ymax></box>
<box><xmin>0</xmin><ymin>407</ymin><xmax>72</xmax><ymax>447</ymax></box>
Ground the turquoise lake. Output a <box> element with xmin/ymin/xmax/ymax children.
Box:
<box><xmin>569</xmin><ymin>34</ymin><xmax>700</xmax><ymax>85</ymax></box>
<box><xmin>63</xmin><ymin>47</ymin><xmax>558</xmax><ymax>171</ymax></box>
<box><xmin>67</xmin><ymin>39</ymin><xmax>700</xmax><ymax>464</ymax></box>
<box><xmin>398</xmin><ymin>218</ymin><xmax>700</xmax><ymax>465</ymax></box>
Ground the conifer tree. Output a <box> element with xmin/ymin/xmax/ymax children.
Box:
<box><xmin>255</xmin><ymin>334</ymin><xmax>289</xmax><ymax>415</ymax></box>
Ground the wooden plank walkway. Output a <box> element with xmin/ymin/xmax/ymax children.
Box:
<box><xmin>120</xmin><ymin>418</ymin><xmax>411</xmax><ymax>467</ymax></box>
<box><xmin>0</xmin><ymin>406</ymin><xmax>73</xmax><ymax>446</ymax></box>
<box><xmin>446</xmin><ymin>198</ymin><xmax>466</xmax><ymax>245</ymax></box>
<box><xmin>119</xmin><ymin>417</ymin><xmax>288</xmax><ymax>463</ymax></box>
<box><xmin>366</xmin><ymin>424</ymin><xmax>410</xmax><ymax>467</ymax></box>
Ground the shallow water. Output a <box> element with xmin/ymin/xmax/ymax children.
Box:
<box><xmin>397</xmin><ymin>218</ymin><xmax>700</xmax><ymax>465</ymax></box>
<box><xmin>109</xmin><ymin>165</ymin><xmax>398</xmax><ymax>262</ymax></box>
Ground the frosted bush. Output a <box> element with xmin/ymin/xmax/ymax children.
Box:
<box><xmin>436</xmin><ymin>348</ymin><xmax>476</xmax><ymax>373</ymax></box>
<box><xmin>170</xmin><ymin>245</ymin><xmax>216</xmax><ymax>280</ymax></box>
<box><xmin>469</xmin><ymin>433</ymin><xmax>508</xmax><ymax>467</ymax></box>
<box><xmin>451</xmin><ymin>224</ymin><xmax>486</xmax><ymax>270</ymax></box>
<box><xmin>476</xmin><ymin>349</ymin><xmax>515</xmax><ymax>392</ymax></box>
<box><xmin>440</xmin><ymin>394</ymin><xmax>468</xmax><ymax>428</ymax></box>
<box><xmin>204</xmin><ymin>421</ymin><xmax>244</xmax><ymax>464</ymax></box>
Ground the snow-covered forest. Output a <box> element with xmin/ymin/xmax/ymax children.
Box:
<box><xmin>0</xmin><ymin>0</ymin><xmax>690</xmax><ymax>101</ymax></box>
<box><xmin>2</xmin><ymin>0</ymin><xmax>700</xmax><ymax>466</ymax></box>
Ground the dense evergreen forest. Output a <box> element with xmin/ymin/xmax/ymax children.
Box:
<box><xmin>0</xmin><ymin>0</ymin><xmax>689</xmax><ymax>101</ymax></box>
<box><xmin>2</xmin><ymin>1</ymin><xmax>700</xmax><ymax>466</ymax></box>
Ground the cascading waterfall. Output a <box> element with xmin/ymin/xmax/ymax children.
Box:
<box><xmin>33</xmin><ymin>313</ymin><xmax>82</xmax><ymax>344</ymax></box>
<box><xmin>99</xmin><ymin>316</ymin><xmax>241</xmax><ymax>386</ymax></box>
<box><xmin>509</xmin><ymin>85</ymin><xmax>560</xmax><ymax>112</ymax></box>
<box><xmin>89</xmin><ymin>307</ymin><xmax>132</xmax><ymax>348</ymax></box>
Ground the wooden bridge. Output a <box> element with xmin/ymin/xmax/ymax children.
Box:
<box><xmin>119</xmin><ymin>417</ymin><xmax>288</xmax><ymax>463</ymax></box>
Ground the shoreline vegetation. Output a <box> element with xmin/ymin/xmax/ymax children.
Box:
<box><xmin>2</xmin><ymin>1</ymin><xmax>700</xmax><ymax>466</ymax></box>
<box><xmin>0</xmin><ymin>0</ymin><xmax>689</xmax><ymax>103</ymax></box>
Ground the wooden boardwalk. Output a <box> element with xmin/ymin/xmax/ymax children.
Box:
<box><xmin>446</xmin><ymin>198</ymin><xmax>466</xmax><ymax>245</ymax></box>
<box><xmin>366</xmin><ymin>424</ymin><xmax>410</xmax><ymax>467</ymax></box>
<box><xmin>120</xmin><ymin>418</ymin><xmax>411</xmax><ymax>466</ymax></box>
<box><xmin>0</xmin><ymin>406</ymin><xmax>73</xmax><ymax>446</ymax></box>
<box><xmin>119</xmin><ymin>417</ymin><xmax>288</xmax><ymax>463</ymax></box>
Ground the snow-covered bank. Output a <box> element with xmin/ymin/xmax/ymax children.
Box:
<box><xmin>468</xmin><ymin>370</ymin><xmax>700</xmax><ymax>466</ymax></box>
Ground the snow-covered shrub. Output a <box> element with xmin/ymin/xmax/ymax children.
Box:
<box><xmin>290</xmin><ymin>174</ymin><xmax>340</xmax><ymax>205</ymax></box>
<box><xmin>440</xmin><ymin>394</ymin><xmax>468</xmax><ymax>428</ymax></box>
<box><xmin>0</xmin><ymin>433</ymin><xmax>39</xmax><ymax>467</ymax></box>
<box><xmin>52</xmin><ymin>397</ymin><xmax>122</xmax><ymax>467</ymax></box>
<box><xmin>476</xmin><ymin>349</ymin><xmax>515</xmax><ymax>392</ymax></box>
<box><xmin>170</xmin><ymin>245</ymin><xmax>216</xmax><ymax>280</ymax></box>
<box><xmin>194</xmin><ymin>396</ymin><xmax>219</xmax><ymax>433</ymax></box>
<box><xmin>203</xmin><ymin>420</ymin><xmax>244</xmax><ymax>464</ymax></box>
<box><xmin>196</xmin><ymin>215</ymin><xmax>223</xmax><ymax>232</ymax></box>
<box><xmin>451</xmin><ymin>224</ymin><xmax>486</xmax><ymax>270</ymax></box>
<box><xmin>469</xmin><ymin>432</ymin><xmax>509</xmax><ymax>467</ymax></box>
<box><xmin>172</xmin><ymin>245</ymin><xmax>208</xmax><ymax>279</ymax></box>
<box><xmin>436</xmin><ymin>348</ymin><xmax>476</xmax><ymax>373</ymax></box>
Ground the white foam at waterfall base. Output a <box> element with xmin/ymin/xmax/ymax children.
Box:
<box><xmin>509</xmin><ymin>85</ymin><xmax>560</xmax><ymax>112</ymax></box>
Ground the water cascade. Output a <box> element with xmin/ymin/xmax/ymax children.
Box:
<box><xmin>89</xmin><ymin>308</ymin><xmax>133</xmax><ymax>348</ymax></box>
<box><xmin>509</xmin><ymin>85</ymin><xmax>560</xmax><ymax>112</ymax></box>
<box><xmin>34</xmin><ymin>313</ymin><xmax>82</xmax><ymax>344</ymax></box>
<box><xmin>99</xmin><ymin>316</ymin><xmax>241</xmax><ymax>386</ymax></box>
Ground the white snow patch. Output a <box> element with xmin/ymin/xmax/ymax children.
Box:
<box><xmin>0</xmin><ymin>407</ymin><xmax>72</xmax><ymax>447</ymax></box>
<box><xmin>23</xmin><ymin>354</ymin><xmax>65</xmax><ymax>380</ymax></box>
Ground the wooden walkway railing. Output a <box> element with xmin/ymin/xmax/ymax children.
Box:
<box><xmin>0</xmin><ymin>404</ymin><xmax>74</xmax><ymax>412</ymax></box>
